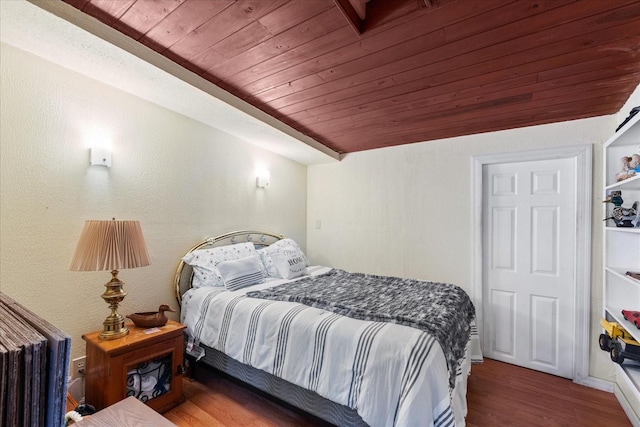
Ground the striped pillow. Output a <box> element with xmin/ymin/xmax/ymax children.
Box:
<box><xmin>217</xmin><ymin>255</ymin><xmax>265</xmax><ymax>291</ymax></box>
<box><xmin>182</xmin><ymin>242</ymin><xmax>258</xmax><ymax>288</ymax></box>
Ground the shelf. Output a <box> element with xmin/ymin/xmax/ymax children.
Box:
<box><xmin>604</xmin><ymin>226</ymin><xmax>640</xmax><ymax>234</ymax></box>
<box><xmin>606</xmin><ymin>175</ymin><xmax>640</xmax><ymax>191</ymax></box>
<box><xmin>620</xmin><ymin>363</ymin><xmax>640</xmax><ymax>395</ymax></box>
<box><xmin>615</xmin><ymin>364</ymin><xmax>640</xmax><ymax>424</ymax></box>
<box><xmin>605</xmin><ymin>113</ymin><xmax>640</xmax><ymax>148</ymax></box>
<box><xmin>605</xmin><ymin>306</ymin><xmax>640</xmax><ymax>343</ymax></box>
<box><xmin>603</xmin><ymin>105</ymin><xmax>639</xmax><ymax>424</ymax></box>
<box><xmin>604</xmin><ymin>267</ymin><xmax>640</xmax><ymax>289</ymax></box>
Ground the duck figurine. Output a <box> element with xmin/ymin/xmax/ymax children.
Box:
<box><xmin>127</xmin><ymin>304</ymin><xmax>176</xmax><ymax>328</ymax></box>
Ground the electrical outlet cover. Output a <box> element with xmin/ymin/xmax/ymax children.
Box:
<box><xmin>71</xmin><ymin>356</ymin><xmax>86</xmax><ymax>379</ymax></box>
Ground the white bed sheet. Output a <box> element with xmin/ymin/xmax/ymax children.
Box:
<box><xmin>181</xmin><ymin>266</ymin><xmax>476</xmax><ymax>427</ymax></box>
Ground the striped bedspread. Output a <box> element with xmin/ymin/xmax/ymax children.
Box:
<box><xmin>247</xmin><ymin>268</ymin><xmax>476</xmax><ymax>390</ymax></box>
<box><xmin>181</xmin><ymin>267</ymin><xmax>480</xmax><ymax>427</ymax></box>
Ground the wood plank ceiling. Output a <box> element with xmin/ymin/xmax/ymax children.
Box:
<box><xmin>61</xmin><ymin>0</ymin><xmax>640</xmax><ymax>154</ymax></box>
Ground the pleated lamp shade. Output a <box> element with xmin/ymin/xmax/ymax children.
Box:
<box><xmin>70</xmin><ymin>219</ymin><xmax>150</xmax><ymax>340</ymax></box>
<box><xmin>70</xmin><ymin>220</ymin><xmax>150</xmax><ymax>272</ymax></box>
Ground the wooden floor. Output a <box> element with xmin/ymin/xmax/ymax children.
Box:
<box><xmin>163</xmin><ymin>359</ymin><xmax>631</xmax><ymax>427</ymax></box>
<box><xmin>465</xmin><ymin>359</ymin><xmax>631</xmax><ymax>427</ymax></box>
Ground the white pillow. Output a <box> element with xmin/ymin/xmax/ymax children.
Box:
<box><xmin>259</xmin><ymin>238</ymin><xmax>310</xmax><ymax>278</ymax></box>
<box><xmin>182</xmin><ymin>242</ymin><xmax>257</xmax><ymax>288</ymax></box>
<box><xmin>269</xmin><ymin>249</ymin><xmax>308</xmax><ymax>280</ymax></box>
<box><xmin>217</xmin><ymin>255</ymin><xmax>265</xmax><ymax>291</ymax></box>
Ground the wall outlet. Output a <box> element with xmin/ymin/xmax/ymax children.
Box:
<box><xmin>71</xmin><ymin>356</ymin><xmax>86</xmax><ymax>380</ymax></box>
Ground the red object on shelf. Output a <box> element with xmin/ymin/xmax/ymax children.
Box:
<box><xmin>622</xmin><ymin>310</ymin><xmax>640</xmax><ymax>329</ymax></box>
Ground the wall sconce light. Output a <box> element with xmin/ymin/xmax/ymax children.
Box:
<box><xmin>90</xmin><ymin>147</ymin><xmax>112</xmax><ymax>167</ymax></box>
<box><xmin>256</xmin><ymin>170</ymin><xmax>270</xmax><ymax>188</ymax></box>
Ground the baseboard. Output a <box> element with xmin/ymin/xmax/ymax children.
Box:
<box><xmin>573</xmin><ymin>375</ymin><xmax>613</xmax><ymax>393</ymax></box>
<box><xmin>614</xmin><ymin>384</ymin><xmax>640</xmax><ymax>427</ymax></box>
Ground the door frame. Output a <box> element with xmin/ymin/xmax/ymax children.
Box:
<box><xmin>470</xmin><ymin>144</ymin><xmax>601</xmax><ymax>388</ymax></box>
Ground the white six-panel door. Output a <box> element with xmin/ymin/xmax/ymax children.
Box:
<box><xmin>482</xmin><ymin>158</ymin><xmax>576</xmax><ymax>378</ymax></box>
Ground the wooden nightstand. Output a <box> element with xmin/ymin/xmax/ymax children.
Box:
<box><xmin>83</xmin><ymin>320</ymin><xmax>186</xmax><ymax>413</ymax></box>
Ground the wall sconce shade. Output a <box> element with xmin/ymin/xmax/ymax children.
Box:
<box><xmin>90</xmin><ymin>147</ymin><xmax>111</xmax><ymax>167</ymax></box>
<box><xmin>256</xmin><ymin>170</ymin><xmax>270</xmax><ymax>188</ymax></box>
<box><xmin>70</xmin><ymin>220</ymin><xmax>150</xmax><ymax>340</ymax></box>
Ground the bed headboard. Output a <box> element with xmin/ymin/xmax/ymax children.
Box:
<box><xmin>174</xmin><ymin>230</ymin><xmax>284</xmax><ymax>304</ymax></box>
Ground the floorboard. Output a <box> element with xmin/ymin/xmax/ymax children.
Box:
<box><xmin>163</xmin><ymin>358</ymin><xmax>631</xmax><ymax>426</ymax></box>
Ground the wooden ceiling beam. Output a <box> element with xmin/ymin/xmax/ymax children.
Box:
<box><xmin>333</xmin><ymin>0</ymin><xmax>363</xmax><ymax>35</ymax></box>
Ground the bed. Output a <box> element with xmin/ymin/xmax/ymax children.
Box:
<box><xmin>175</xmin><ymin>230</ymin><xmax>481</xmax><ymax>427</ymax></box>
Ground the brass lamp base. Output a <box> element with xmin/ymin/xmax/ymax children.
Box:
<box><xmin>99</xmin><ymin>269</ymin><xmax>130</xmax><ymax>340</ymax></box>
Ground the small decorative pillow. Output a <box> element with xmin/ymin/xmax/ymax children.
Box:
<box><xmin>269</xmin><ymin>249</ymin><xmax>308</xmax><ymax>280</ymax></box>
<box><xmin>259</xmin><ymin>238</ymin><xmax>310</xmax><ymax>278</ymax></box>
<box><xmin>182</xmin><ymin>242</ymin><xmax>257</xmax><ymax>288</ymax></box>
<box><xmin>217</xmin><ymin>255</ymin><xmax>265</xmax><ymax>291</ymax></box>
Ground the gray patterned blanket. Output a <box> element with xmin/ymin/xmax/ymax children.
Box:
<box><xmin>246</xmin><ymin>269</ymin><xmax>476</xmax><ymax>389</ymax></box>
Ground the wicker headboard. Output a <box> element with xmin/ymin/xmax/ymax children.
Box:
<box><xmin>174</xmin><ymin>230</ymin><xmax>284</xmax><ymax>304</ymax></box>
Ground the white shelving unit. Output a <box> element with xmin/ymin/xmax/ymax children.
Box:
<box><xmin>602</xmin><ymin>112</ymin><xmax>640</xmax><ymax>425</ymax></box>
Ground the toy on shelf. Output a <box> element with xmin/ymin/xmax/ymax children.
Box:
<box><xmin>599</xmin><ymin>318</ymin><xmax>640</xmax><ymax>364</ymax></box>
<box><xmin>615</xmin><ymin>106</ymin><xmax>639</xmax><ymax>132</ymax></box>
<box><xmin>603</xmin><ymin>191</ymin><xmax>639</xmax><ymax>227</ymax></box>
<box><xmin>615</xmin><ymin>154</ymin><xmax>640</xmax><ymax>182</ymax></box>
<box><xmin>622</xmin><ymin>310</ymin><xmax>640</xmax><ymax>329</ymax></box>
<box><xmin>626</xmin><ymin>271</ymin><xmax>640</xmax><ymax>281</ymax></box>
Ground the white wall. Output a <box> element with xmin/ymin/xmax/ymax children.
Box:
<box><xmin>0</xmin><ymin>43</ymin><xmax>307</xmax><ymax>360</ymax></box>
<box><xmin>307</xmin><ymin>114</ymin><xmax>618</xmax><ymax>382</ymax></box>
<box><xmin>616</xmin><ymin>85</ymin><xmax>640</xmax><ymax>125</ymax></box>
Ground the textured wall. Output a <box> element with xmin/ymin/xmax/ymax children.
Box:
<box><xmin>307</xmin><ymin>114</ymin><xmax>619</xmax><ymax>382</ymax></box>
<box><xmin>616</xmin><ymin>85</ymin><xmax>640</xmax><ymax>125</ymax></box>
<box><xmin>0</xmin><ymin>43</ymin><xmax>307</xmax><ymax>360</ymax></box>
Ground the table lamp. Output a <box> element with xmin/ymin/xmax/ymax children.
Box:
<box><xmin>70</xmin><ymin>219</ymin><xmax>150</xmax><ymax>340</ymax></box>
